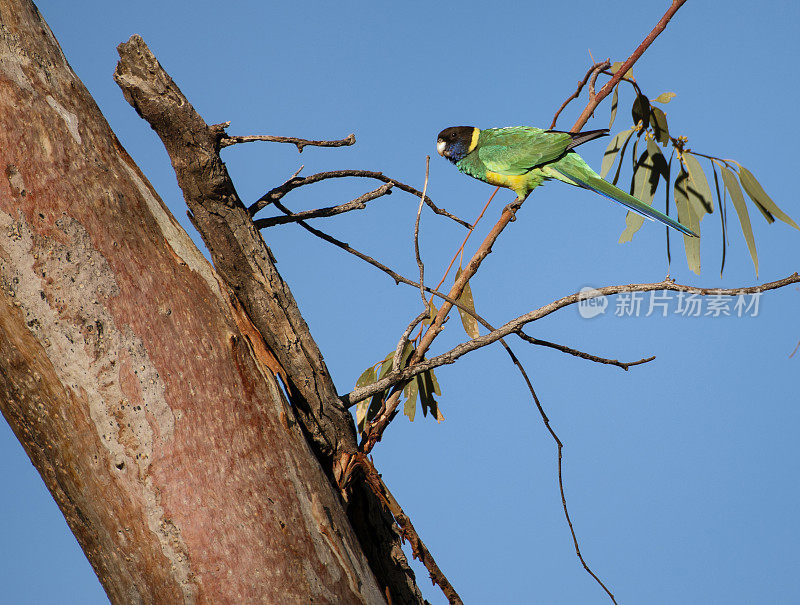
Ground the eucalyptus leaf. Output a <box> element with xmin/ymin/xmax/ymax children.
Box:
<box><xmin>683</xmin><ymin>153</ymin><xmax>714</xmax><ymax>214</ymax></box>
<box><xmin>355</xmin><ymin>365</ymin><xmax>376</xmax><ymax>389</ymax></box>
<box><xmin>631</xmin><ymin>94</ymin><xmax>651</xmax><ymax>129</ymax></box>
<box><xmin>652</xmin><ymin>92</ymin><xmax>676</xmax><ymax>104</ymax></box>
<box><xmin>610</xmin><ymin>129</ymin><xmax>635</xmax><ymax>185</ymax></box>
<box><xmin>609</xmin><ymin>61</ymin><xmax>633</xmax><ymax>78</ymax></box>
<box><xmin>423</xmin><ymin>299</ymin><xmax>438</xmax><ymax>326</ymax></box>
<box><xmin>609</xmin><ymin>85</ymin><xmax>619</xmax><ymax>129</ymax></box>
<box><xmin>404</xmin><ymin>378</ymin><xmax>418</xmax><ymax>421</ymax></box>
<box><xmin>454</xmin><ymin>267</ymin><xmax>480</xmax><ymax>339</ymax></box>
<box><xmin>721</xmin><ymin>165</ymin><xmax>758</xmax><ymax>276</ymax></box>
<box><xmin>619</xmin><ymin>145</ymin><xmax>659</xmax><ymax>243</ymax></box>
<box><xmin>429</xmin><ymin>369</ymin><xmax>442</xmax><ymax>397</ymax></box>
<box><xmin>650</xmin><ymin>107</ymin><xmax>670</xmax><ymax>146</ymax></box>
<box><xmin>600</xmin><ymin>128</ymin><xmax>634</xmax><ymax>178</ymax></box>
<box><xmin>422</xmin><ymin>371</ymin><xmax>439</xmax><ymax>420</ymax></box>
<box><xmin>739</xmin><ymin>166</ymin><xmax>799</xmax><ymax>230</ymax></box>
<box><xmin>356</xmin><ymin>399</ymin><xmax>369</xmax><ymax>433</ymax></box>
<box><xmin>674</xmin><ymin>170</ymin><xmax>701</xmax><ymax>275</ymax></box>
<box><xmin>417</xmin><ymin>372</ymin><xmax>431</xmax><ymax>417</ymax></box>
<box><xmin>712</xmin><ymin>165</ymin><xmax>727</xmax><ymax>276</ymax></box>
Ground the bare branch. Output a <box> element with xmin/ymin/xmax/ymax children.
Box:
<box><xmin>249</xmin><ymin>169</ymin><xmax>471</xmax><ymax>228</ymax></box>
<box><xmin>343</xmin><ymin>273</ymin><xmax>800</xmax><ymax>407</ymax></box>
<box><xmin>254</xmin><ymin>183</ymin><xmax>393</xmax><ymax>228</ymax></box>
<box><xmin>570</xmin><ymin>0</ymin><xmax>688</xmax><ymax>132</ymax></box>
<box><xmin>550</xmin><ymin>60</ymin><xmax>611</xmax><ymax>129</ymax></box>
<box><xmin>265</xmin><ymin>200</ymin><xmax>487</xmax><ymax>320</ymax></box>
<box><xmin>220</xmin><ymin>132</ymin><xmax>356</xmax><ymax>151</ymax></box>
<box><xmin>516</xmin><ymin>331</ymin><xmax>656</xmax><ymax>370</ymax></box>
<box><xmin>414</xmin><ymin>157</ymin><xmax>430</xmax><ymax>306</ymax></box>
<box><xmin>499</xmin><ymin>344</ymin><xmax>617</xmax><ymax>604</ymax></box>
<box><xmin>339</xmin><ymin>454</ymin><xmax>464</xmax><ymax>604</ymax></box>
<box><xmin>360</xmin><ymin>196</ymin><xmax>527</xmax><ymax>452</ymax></box>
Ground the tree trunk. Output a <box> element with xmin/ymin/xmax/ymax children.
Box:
<box><xmin>0</xmin><ymin>2</ymin><xmax>417</xmax><ymax>602</ymax></box>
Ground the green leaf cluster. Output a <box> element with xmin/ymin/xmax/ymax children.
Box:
<box><xmin>601</xmin><ymin>86</ymin><xmax>797</xmax><ymax>276</ymax></box>
<box><xmin>354</xmin><ymin>343</ymin><xmax>443</xmax><ymax>436</ymax></box>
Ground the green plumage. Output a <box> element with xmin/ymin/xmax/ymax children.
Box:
<box><xmin>436</xmin><ymin>125</ymin><xmax>698</xmax><ymax>237</ymax></box>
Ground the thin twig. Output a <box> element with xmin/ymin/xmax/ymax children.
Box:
<box><xmin>266</xmin><ymin>199</ymin><xmax>480</xmax><ymax>319</ymax></box>
<box><xmin>516</xmin><ymin>331</ymin><xmax>656</xmax><ymax>370</ymax></box>
<box><xmin>415</xmin><ymin>157</ymin><xmax>431</xmax><ymax>306</ymax></box>
<box><xmin>338</xmin><ymin>454</ymin><xmax>464</xmax><ymax>604</ymax></box>
<box><xmin>360</xmin><ymin>196</ymin><xmax>528</xmax><ymax>453</ymax></box>
<box><xmin>249</xmin><ymin>169</ymin><xmax>470</xmax><ymax>228</ymax></box>
<box><xmin>433</xmin><ymin>187</ymin><xmax>499</xmax><ymax>295</ymax></box>
<box><xmin>343</xmin><ymin>273</ymin><xmax>800</xmax><ymax>406</ymax></box>
<box><xmin>254</xmin><ymin>183</ymin><xmax>393</xmax><ymax>228</ymax></box>
<box><xmin>570</xmin><ymin>0</ymin><xmax>688</xmax><ymax>132</ymax></box>
<box><xmin>790</xmin><ymin>340</ymin><xmax>800</xmax><ymax>359</ymax></box>
<box><xmin>500</xmin><ymin>344</ymin><xmax>617</xmax><ymax>604</ymax></box>
<box><xmin>550</xmin><ymin>60</ymin><xmax>611</xmax><ymax>129</ymax></box>
<box><xmin>392</xmin><ymin>310</ymin><xmax>428</xmax><ymax>378</ymax></box>
<box><xmin>219</xmin><ymin>132</ymin><xmax>356</xmax><ymax>151</ymax></box>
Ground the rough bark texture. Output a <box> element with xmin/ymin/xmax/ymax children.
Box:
<box><xmin>0</xmin><ymin>2</ymin><xmax>401</xmax><ymax>602</ymax></box>
<box><xmin>112</xmin><ymin>35</ymin><xmax>425</xmax><ymax>605</ymax></box>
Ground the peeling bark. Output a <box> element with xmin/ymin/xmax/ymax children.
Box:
<box><xmin>0</xmin><ymin>1</ymin><xmax>408</xmax><ymax>602</ymax></box>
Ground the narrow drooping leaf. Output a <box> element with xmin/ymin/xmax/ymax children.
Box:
<box><xmin>356</xmin><ymin>399</ymin><xmax>368</xmax><ymax>433</ymax></box>
<box><xmin>665</xmin><ymin>153</ymin><xmax>673</xmax><ymax>268</ymax></box>
<box><xmin>428</xmin><ymin>398</ymin><xmax>445</xmax><ymax>422</ymax></box>
<box><xmin>609</xmin><ymin>85</ymin><xmax>619</xmax><ymax>129</ymax></box>
<box><xmin>399</xmin><ymin>340</ymin><xmax>414</xmax><ymax>368</ymax></box>
<box><xmin>683</xmin><ymin>153</ymin><xmax>714</xmax><ymax>214</ymax></box>
<box><xmin>422</xmin><ymin>370</ymin><xmax>439</xmax><ymax>420</ymax></box>
<box><xmin>454</xmin><ymin>267</ymin><xmax>479</xmax><ymax>339</ymax></box>
<box><xmin>650</xmin><ymin>106</ymin><xmax>670</xmax><ymax>146</ymax></box>
<box><xmin>403</xmin><ymin>378</ymin><xmax>419</xmax><ymax>421</ymax></box>
<box><xmin>356</xmin><ymin>365</ymin><xmax>377</xmax><ymax>433</ymax></box>
<box><xmin>674</xmin><ymin>170</ymin><xmax>701</xmax><ymax>274</ymax></box>
<box><xmin>600</xmin><ymin>128</ymin><xmax>634</xmax><ymax>178</ymax></box>
<box><xmin>648</xmin><ymin>137</ymin><xmax>670</xmax><ymax>180</ymax></box>
<box><xmin>739</xmin><ymin>166</ymin><xmax>799</xmax><ymax>230</ymax></box>
<box><xmin>417</xmin><ymin>372</ymin><xmax>431</xmax><ymax>417</ymax></box>
<box><xmin>429</xmin><ymin>369</ymin><xmax>442</xmax><ymax>396</ymax></box>
<box><xmin>423</xmin><ymin>298</ymin><xmax>438</xmax><ymax>326</ymax></box>
<box><xmin>652</xmin><ymin>92</ymin><xmax>676</xmax><ymax>104</ymax></box>
<box><xmin>712</xmin><ymin>164</ymin><xmax>727</xmax><ymax>276</ymax></box>
<box><xmin>619</xmin><ymin>144</ymin><xmax>659</xmax><ymax>243</ymax></box>
<box><xmin>610</xmin><ymin>129</ymin><xmax>635</xmax><ymax>185</ymax></box>
<box><xmin>378</xmin><ymin>351</ymin><xmax>394</xmax><ymax>378</ymax></box>
<box><xmin>721</xmin><ymin>165</ymin><xmax>758</xmax><ymax>276</ymax></box>
<box><xmin>355</xmin><ymin>365</ymin><xmax>377</xmax><ymax>389</ymax></box>
<box><xmin>631</xmin><ymin>94</ymin><xmax>651</xmax><ymax>129</ymax></box>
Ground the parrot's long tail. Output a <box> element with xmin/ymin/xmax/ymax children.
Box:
<box><xmin>554</xmin><ymin>163</ymin><xmax>699</xmax><ymax>238</ymax></box>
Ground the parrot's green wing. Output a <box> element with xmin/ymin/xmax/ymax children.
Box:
<box><xmin>477</xmin><ymin>127</ymin><xmax>573</xmax><ymax>176</ymax></box>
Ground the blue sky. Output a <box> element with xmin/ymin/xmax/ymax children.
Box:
<box><xmin>2</xmin><ymin>2</ymin><xmax>799</xmax><ymax>603</ymax></box>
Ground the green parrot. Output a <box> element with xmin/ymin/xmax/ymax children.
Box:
<box><xmin>436</xmin><ymin>125</ymin><xmax>698</xmax><ymax>237</ymax></box>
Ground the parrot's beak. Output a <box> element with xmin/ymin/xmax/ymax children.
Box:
<box><xmin>436</xmin><ymin>140</ymin><xmax>446</xmax><ymax>157</ymax></box>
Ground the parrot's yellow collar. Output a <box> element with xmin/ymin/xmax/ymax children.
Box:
<box><xmin>467</xmin><ymin>127</ymin><xmax>480</xmax><ymax>153</ymax></box>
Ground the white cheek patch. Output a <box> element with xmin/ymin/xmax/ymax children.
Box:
<box><xmin>436</xmin><ymin>140</ymin><xmax>446</xmax><ymax>156</ymax></box>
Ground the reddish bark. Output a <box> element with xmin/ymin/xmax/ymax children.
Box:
<box><xmin>0</xmin><ymin>2</ymin><xmax>388</xmax><ymax>602</ymax></box>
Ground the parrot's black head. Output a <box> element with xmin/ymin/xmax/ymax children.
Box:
<box><xmin>437</xmin><ymin>126</ymin><xmax>479</xmax><ymax>162</ymax></box>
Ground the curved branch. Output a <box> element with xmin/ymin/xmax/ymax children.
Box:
<box><xmin>550</xmin><ymin>60</ymin><xmax>611</xmax><ymax>129</ymax></box>
<box><xmin>342</xmin><ymin>273</ymin><xmax>800</xmax><ymax>406</ymax></box>
<box><xmin>249</xmin><ymin>169</ymin><xmax>471</xmax><ymax>228</ymax></box>
<box><xmin>570</xmin><ymin>0</ymin><xmax>688</xmax><ymax>132</ymax></box>
<box><xmin>516</xmin><ymin>331</ymin><xmax>656</xmax><ymax>370</ymax></box>
<box><xmin>254</xmin><ymin>183</ymin><xmax>393</xmax><ymax>228</ymax></box>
